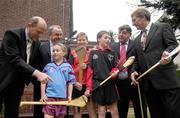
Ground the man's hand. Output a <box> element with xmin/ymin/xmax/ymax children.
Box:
<box><xmin>131</xmin><ymin>71</ymin><xmax>139</xmax><ymax>85</ymax></box>
<box><xmin>160</xmin><ymin>51</ymin><xmax>171</xmax><ymax>65</ymax></box>
<box><xmin>33</xmin><ymin>70</ymin><xmax>52</xmax><ymax>84</ymax></box>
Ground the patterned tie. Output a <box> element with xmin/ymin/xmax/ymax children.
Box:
<box><xmin>119</xmin><ymin>43</ymin><xmax>128</xmax><ymax>80</ymax></box>
<box><xmin>26</xmin><ymin>39</ymin><xmax>32</xmax><ymax>64</ymax></box>
<box><xmin>141</xmin><ymin>30</ymin><xmax>147</xmax><ymax>50</ymax></box>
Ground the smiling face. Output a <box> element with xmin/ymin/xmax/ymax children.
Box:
<box><xmin>76</xmin><ymin>32</ymin><xmax>88</xmax><ymax>47</ymax></box>
<box><xmin>77</xmin><ymin>36</ymin><xmax>88</xmax><ymax>46</ymax></box>
<box><xmin>52</xmin><ymin>43</ymin><xmax>67</xmax><ymax>62</ymax></box>
<box><xmin>118</xmin><ymin>29</ymin><xmax>131</xmax><ymax>43</ymax></box>
<box><xmin>49</xmin><ymin>25</ymin><xmax>63</xmax><ymax>44</ymax></box>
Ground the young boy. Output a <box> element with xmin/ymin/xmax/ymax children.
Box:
<box><xmin>89</xmin><ymin>30</ymin><xmax>119</xmax><ymax>118</ymax></box>
<box><xmin>40</xmin><ymin>43</ymin><xmax>76</xmax><ymax>118</ymax></box>
<box><xmin>69</xmin><ymin>32</ymin><xmax>96</xmax><ymax>118</ymax></box>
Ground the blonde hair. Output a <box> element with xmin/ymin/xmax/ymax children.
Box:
<box><xmin>76</xmin><ymin>32</ymin><xmax>88</xmax><ymax>41</ymax></box>
<box><xmin>54</xmin><ymin>43</ymin><xmax>67</xmax><ymax>55</ymax></box>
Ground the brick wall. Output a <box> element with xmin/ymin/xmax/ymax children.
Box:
<box><xmin>19</xmin><ymin>84</ymin><xmax>34</xmax><ymax>115</ymax></box>
<box><xmin>0</xmin><ymin>0</ymin><xmax>73</xmax><ymax>39</ymax></box>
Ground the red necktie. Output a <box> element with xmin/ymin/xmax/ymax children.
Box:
<box><xmin>119</xmin><ymin>43</ymin><xmax>126</xmax><ymax>66</ymax></box>
<box><xmin>118</xmin><ymin>43</ymin><xmax>128</xmax><ymax>80</ymax></box>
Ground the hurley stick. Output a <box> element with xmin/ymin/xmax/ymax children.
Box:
<box><xmin>75</xmin><ymin>46</ymin><xmax>87</xmax><ymax>84</ymax></box>
<box><xmin>93</xmin><ymin>56</ymin><xmax>135</xmax><ymax>91</ymax></box>
<box><xmin>20</xmin><ymin>95</ymin><xmax>88</xmax><ymax>107</ymax></box>
<box><xmin>134</xmin><ymin>45</ymin><xmax>180</xmax><ymax>83</ymax></box>
<box><xmin>132</xmin><ymin>45</ymin><xmax>180</xmax><ymax>118</ymax></box>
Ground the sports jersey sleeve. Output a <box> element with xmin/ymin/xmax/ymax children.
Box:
<box><xmin>67</xmin><ymin>65</ymin><xmax>76</xmax><ymax>85</ymax></box>
<box><xmin>86</xmin><ymin>51</ymin><xmax>94</xmax><ymax>91</ymax></box>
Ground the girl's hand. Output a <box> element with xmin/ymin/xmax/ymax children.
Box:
<box><xmin>68</xmin><ymin>96</ymin><xmax>72</xmax><ymax>103</ymax></box>
<box><xmin>75</xmin><ymin>82</ymin><xmax>82</xmax><ymax>91</ymax></box>
<box><xmin>40</xmin><ymin>95</ymin><xmax>48</xmax><ymax>103</ymax></box>
<box><xmin>82</xmin><ymin>63</ymin><xmax>87</xmax><ymax>69</ymax></box>
<box><xmin>84</xmin><ymin>90</ymin><xmax>91</xmax><ymax>97</ymax></box>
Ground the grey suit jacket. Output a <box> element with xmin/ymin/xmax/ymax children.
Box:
<box><xmin>132</xmin><ymin>23</ymin><xmax>180</xmax><ymax>90</ymax></box>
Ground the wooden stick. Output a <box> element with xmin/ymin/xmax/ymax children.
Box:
<box><xmin>93</xmin><ymin>56</ymin><xmax>135</xmax><ymax>91</ymax></box>
<box><xmin>20</xmin><ymin>95</ymin><xmax>88</xmax><ymax>107</ymax></box>
<box><xmin>133</xmin><ymin>45</ymin><xmax>180</xmax><ymax>83</ymax></box>
<box><xmin>137</xmin><ymin>83</ymin><xmax>144</xmax><ymax>118</ymax></box>
<box><xmin>75</xmin><ymin>46</ymin><xmax>86</xmax><ymax>84</ymax></box>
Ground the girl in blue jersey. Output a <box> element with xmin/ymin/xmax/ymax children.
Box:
<box><xmin>40</xmin><ymin>43</ymin><xmax>76</xmax><ymax>118</ymax></box>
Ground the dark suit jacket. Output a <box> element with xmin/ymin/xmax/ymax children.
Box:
<box><xmin>38</xmin><ymin>41</ymin><xmax>51</xmax><ymax>71</ymax></box>
<box><xmin>132</xmin><ymin>23</ymin><xmax>180</xmax><ymax>90</ymax></box>
<box><xmin>0</xmin><ymin>27</ymin><xmax>41</xmax><ymax>94</ymax></box>
<box><xmin>111</xmin><ymin>39</ymin><xmax>135</xmax><ymax>77</ymax></box>
<box><xmin>38</xmin><ymin>40</ymin><xmax>71</xmax><ymax>71</ymax></box>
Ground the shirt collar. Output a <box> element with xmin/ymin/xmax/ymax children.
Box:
<box><xmin>120</xmin><ymin>39</ymin><xmax>129</xmax><ymax>46</ymax></box>
<box><xmin>25</xmin><ymin>28</ymin><xmax>30</xmax><ymax>40</ymax></box>
<box><xmin>96</xmin><ymin>45</ymin><xmax>111</xmax><ymax>51</ymax></box>
<box><xmin>50</xmin><ymin>40</ymin><xmax>54</xmax><ymax>47</ymax></box>
<box><xmin>144</xmin><ymin>22</ymin><xmax>152</xmax><ymax>34</ymax></box>
<box><xmin>25</xmin><ymin>28</ymin><xmax>32</xmax><ymax>43</ymax></box>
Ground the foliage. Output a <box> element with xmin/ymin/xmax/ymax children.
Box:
<box><xmin>139</xmin><ymin>0</ymin><xmax>180</xmax><ymax>30</ymax></box>
<box><xmin>109</xmin><ymin>30</ymin><xmax>117</xmax><ymax>44</ymax></box>
<box><xmin>177</xmin><ymin>70</ymin><xmax>180</xmax><ymax>78</ymax></box>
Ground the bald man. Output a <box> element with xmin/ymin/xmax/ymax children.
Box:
<box><xmin>0</xmin><ymin>16</ymin><xmax>51</xmax><ymax>118</ymax></box>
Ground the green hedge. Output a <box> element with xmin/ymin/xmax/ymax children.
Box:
<box><xmin>177</xmin><ymin>70</ymin><xmax>180</xmax><ymax>78</ymax></box>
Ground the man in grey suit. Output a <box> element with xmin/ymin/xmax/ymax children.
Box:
<box><xmin>0</xmin><ymin>16</ymin><xmax>51</xmax><ymax>118</ymax></box>
<box><xmin>131</xmin><ymin>8</ymin><xmax>180</xmax><ymax>118</ymax></box>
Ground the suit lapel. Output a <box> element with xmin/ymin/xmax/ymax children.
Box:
<box><xmin>29</xmin><ymin>42</ymin><xmax>34</xmax><ymax>63</ymax></box>
<box><xmin>127</xmin><ymin>40</ymin><xmax>133</xmax><ymax>54</ymax></box>
<box><xmin>145</xmin><ymin>23</ymin><xmax>158</xmax><ymax>50</ymax></box>
<box><xmin>116</xmin><ymin>43</ymin><xmax>120</xmax><ymax>58</ymax></box>
<box><xmin>47</xmin><ymin>41</ymin><xmax>51</xmax><ymax>59</ymax></box>
<box><xmin>20</xmin><ymin>28</ymin><xmax>27</xmax><ymax>60</ymax></box>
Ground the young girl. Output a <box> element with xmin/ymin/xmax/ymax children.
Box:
<box><xmin>89</xmin><ymin>30</ymin><xmax>119</xmax><ymax>118</ymax></box>
<box><xmin>69</xmin><ymin>32</ymin><xmax>96</xmax><ymax>118</ymax></box>
<box><xmin>41</xmin><ymin>43</ymin><xmax>76</xmax><ymax>118</ymax></box>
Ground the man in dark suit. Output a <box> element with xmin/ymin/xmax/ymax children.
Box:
<box><xmin>131</xmin><ymin>8</ymin><xmax>180</xmax><ymax>118</ymax></box>
<box><xmin>32</xmin><ymin>25</ymin><xmax>71</xmax><ymax>118</ymax></box>
<box><xmin>0</xmin><ymin>16</ymin><xmax>51</xmax><ymax>118</ymax></box>
<box><xmin>111</xmin><ymin>25</ymin><xmax>147</xmax><ymax>118</ymax></box>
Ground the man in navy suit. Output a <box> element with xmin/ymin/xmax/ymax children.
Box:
<box><xmin>111</xmin><ymin>25</ymin><xmax>147</xmax><ymax>118</ymax></box>
<box><xmin>131</xmin><ymin>8</ymin><xmax>180</xmax><ymax>118</ymax></box>
<box><xmin>0</xmin><ymin>16</ymin><xmax>51</xmax><ymax>118</ymax></box>
<box><xmin>32</xmin><ymin>25</ymin><xmax>71</xmax><ymax>118</ymax></box>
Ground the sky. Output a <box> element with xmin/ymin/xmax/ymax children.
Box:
<box><xmin>73</xmin><ymin>0</ymin><xmax>164</xmax><ymax>41</ymax></box>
